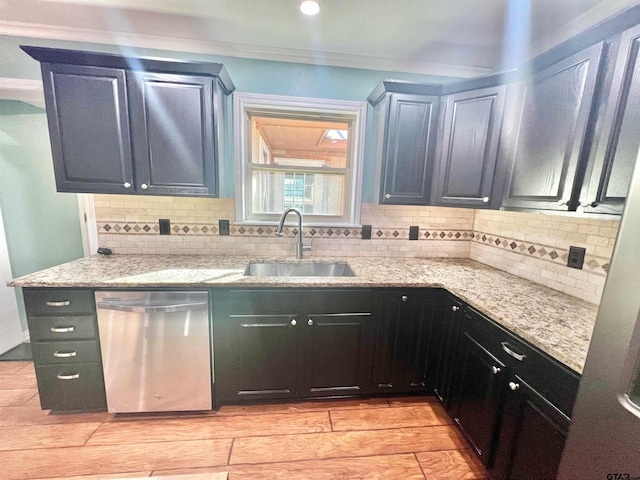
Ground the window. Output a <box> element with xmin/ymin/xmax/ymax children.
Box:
<box><xmin>234</xmin><ymin>93</ymin><xmax>366</xmax><ymax>226</ymax></box>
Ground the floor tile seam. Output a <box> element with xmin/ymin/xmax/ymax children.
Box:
<box><xmin>226</xmin><ymin>451</ymin><xmax>426</xmax><ymax>468</ymax></box>
<box><xmin>225</xmin><ymin>425</ymin><xmax>460</xmax><ymax>451</ymax></box>
<box><xmin>413</xmin><ymin>452</ymin><xmax>428</xmax><ymax>479</ymax></box>
<box><xmin>329</xmin><ymin>419</ymin><xmax>454</xmax><ymax>432</ymax></box>
<box><xmin>213</xmin><ymin>403</ymin><xmax>393</xmax><ymax>417</ymax></box>
<box><xmin>106</xmin><ymin>409</ymin><xmax>333</xmax><ymax>424</ymax></box>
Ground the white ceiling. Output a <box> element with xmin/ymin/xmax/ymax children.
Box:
<box><xmin>0</xmin><ymin>0</ymin><xmax>639</xmax><ymax>78</ymax></box>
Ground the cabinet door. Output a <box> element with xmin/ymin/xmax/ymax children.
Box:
<box><xmin>450</xmin><ymin>331</ymin><xmax>506</xmax><ymax>466</ymax></box>
<box><xmin>214</xmin><ymin>314</ymin><xmax>299</xmax><ymax>402</ymax></box>
<box><xmin>491</xmin><ymin>376</ymin><xmax>570</xmax><ymax>480</ymax></box>
<box><xmin>432</xmin><ymin>297</ymin><xmax>463</xmax><ymax>409</ymax></box>
<box><xmin>127</xmin><ymin>72</ymin><xmax>217</xmax><ymax>196</ymax></box>
<box><xmin>380</xmin><ymin>94</ymin><xmax>439</xmax><ymax>205</ymax></box>
<box><xmin>502</xmin><ymin>43</ymin><xmax>603</xmax><ymax>211</ymax></box>
<box><xmin>433</xmin><ymin>86</ymin><xmax>506</xmax><ymax>208</ymax></box>
<box><xmin>581</xmin><ymin>26</ymin><xmax>640</xmax><ymax>214</ymax></box>
<box><xmin>41</xmin><ymin>63</ymin><xmax>134</xmax><ymax>194</ymax></box>
<box><xmin>301</xmin><ymin>313</ymin><xmax>375</xmax><ymax>397</ymax></box>
<box><xmin>371</xmin><ymin>291</ymin><xmax>437</xmax><ymax>393</ymax></box>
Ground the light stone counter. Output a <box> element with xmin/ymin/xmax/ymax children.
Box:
<box><xmin>8</xmin><ymin>254</ymin><xmax>598</xmax><ymax>374</ymax></box>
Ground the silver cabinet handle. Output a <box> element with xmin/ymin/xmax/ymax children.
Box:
<box><xmin>53</xmin><ymin>351</ymin><xmax>77</xmax><ymax>358</ymax></box>
<box><xmin>123</xmin><ymin>182</ymin><xmax>131</xmax><ymax>188</ymax></box>
<box><xmin>308</xmin><ymin>318</ymin><xmax>314</xmax><ymax>326</ymax></box>
<box><xmin>290</xmin><ymin>319</ymin><xmax>297</xmax><ymax>326</ymax></box>
<box><xmin>140</xmin><ymin>183</ymin><xmax>149</xmax><ymax>190</ymax></box>
<box><xmin>501</xmin><ymin>342</ymin><xmax>526</xmax><ymax>361</ymax></box>
<box><xmin>482</xmin><ymin>196</ymin><xmax>489</xmax><ymax>203</ymax></box>
<box><xmin>50</xmin><ymin>326</ymin><xmax>75</xmax><ymax>333</ymax></box>
<box><xmin>401</xmin><ymin>295</ymin><xmax>408</xmax><ymax>302</ymax></box>
<box><xmin>509</xmin><ymin>382</ymin><xmax>520</xmax><ymax>391</ymax></box>
<box><xmin>410</xmin><ymin>382</ymin><xmax>424</xmax><ymax>387</ymax></box>
<box><xmin>45</xmin><ymin>301</ymin><xmax>70</xmax><ymax>307</ymax></box>
<box><xmin>492</xmin><ymin>366</ymin><xmax>501</xmax><ymax>375</ymax></box>
<box><xmin>385</xmin><ymin>193</ymin><xmax>391</xmax><ymax>199</ymax></box>
<box><xmin>452</xmin><ymin>305</ymin><xmax>459</xmax><ymax>312</ymax></box>
<box><xmin>56</xmin><ymin>373</ymin><xmax>80</xmax><ymax>380</ymax></box>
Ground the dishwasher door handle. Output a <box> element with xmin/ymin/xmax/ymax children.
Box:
<box><xmin>96</xmin><ymin>301</ymin><xmax>208</xmax><ymax>314</ymax></box>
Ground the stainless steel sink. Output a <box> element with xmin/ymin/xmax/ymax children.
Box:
<box><xmin>243</xmin><ymin>261</ymin><xmax>355</xmax><ymax>277</ymax></box>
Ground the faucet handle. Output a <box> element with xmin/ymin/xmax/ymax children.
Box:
<box><xmin>275</xmin><ymin>231</ymin><xmax>284</xmax><ymax>237</ymax></box>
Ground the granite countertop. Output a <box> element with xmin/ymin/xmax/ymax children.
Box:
<box><xmin>8</xmin><ymin>254</ymin><xmax>598</xmax><ymax>374</ymax></box>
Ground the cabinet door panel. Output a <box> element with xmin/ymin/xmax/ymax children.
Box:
<box><xmin>434</xmin><ymin>86</ymin><xmax>506</xmax><ymax>208</ymax></box>
<box><xmin>42</xmin><ymin>63</ymin><xmax>133</xmax><ymax>194</ymax></box>
<box><xmin>214</xmin><ymin>314</ymin><xmax>298</xmax><ymax>402</ymax></box>
<box><xmin>302</xmin><ymin>313</ymin><xmax>374</xmax><ymax>396</ymax></box>
<box><xmin>381</xmin><ymin>94</ymin><xmax>439</xmax><ymax>204</ymax></box>
<box><xmin>491</xmin><ymin>376</ymin><xmax>569</xmax><ymax>480</ymax></box>
<box><xmin>503</xmin><ymin>43</ymin><xmax>603</xmax><ymax>210</ymax></box>
<box><xmin>433</xmin><ymin>297</ymin><xmax>463</xmax><ymax>409</ymax></box>
<box><xmin>128</xmin><ymin>72</ymin><xmax>216</xmax><ymax>196</ymax></box>
<box><xmin>451</xmin><ymin>332</ymin><xmax>506</xmax><ymax>466</ymax></box>
<box><xmin>582</xmin><ymin>26</ymin><xmax>640</xmax><ymax>214</ymax></box>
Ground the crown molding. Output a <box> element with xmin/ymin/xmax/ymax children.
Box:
<box><xmin>529</xmin><ymin>0</ymin><xmax>637</xmax><ymax>59</ymax></box>
<box><xmin>0</xmin><ymin>20</ymin><xmax>494</xmax><ymax>79</ymax></box>
<box><xmin>0</xmin><ymin>77</ymin><xmax>44</xmax><ymax>107</ymax></box>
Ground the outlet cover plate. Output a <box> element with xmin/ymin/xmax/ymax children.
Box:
<box><xmin>567</xmin><ymin>246</ymin><xmax>586</xmax><ymax>269</ymax></box>
<box><xmin>159</xmin><ymin>219</ymin><xmax>171</xmax><ymax>235</ymax></box>
<box><xmin>219</xmin><ymin>219</ymin><xmax>230</xmax><ymax>235</ymax></box>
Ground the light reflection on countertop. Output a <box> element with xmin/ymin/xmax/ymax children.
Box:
<box><xmin>8</xmin><ymin>254</ymin><xmax>598</xmax><ymax>374</ymax></box>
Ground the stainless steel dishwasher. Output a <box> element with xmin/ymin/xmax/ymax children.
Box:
<box><xmin>95</xmin><ymin>291</ymin><xmax>212</xmax><ymax>413</ymax></box>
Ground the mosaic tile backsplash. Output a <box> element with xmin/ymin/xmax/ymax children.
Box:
<box><xmin>93</xmin><ymin>194</ymin><xmax>620</xmax><ymax>304</ymax></box>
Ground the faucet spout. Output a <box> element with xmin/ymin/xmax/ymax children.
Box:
<box><xmin>275</xmin><ymin>207</ymin><xmax>309</xmax><ymax>259</ymax></box>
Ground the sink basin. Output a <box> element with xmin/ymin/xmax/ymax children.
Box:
<box><xmin>243</xmin><ymin>261</ymin><xmax>355</xmax><ymax>277</ymax></box>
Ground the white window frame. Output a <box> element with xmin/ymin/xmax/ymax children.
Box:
<box><xmin>234</xmin><ymin>92</ymin><xmax>366</xmax><ymax>227</ymax></box>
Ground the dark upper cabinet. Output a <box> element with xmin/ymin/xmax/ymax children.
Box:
<box><xmin>432</xmin><ymin>85</ymin><xmax>507</xmax><ymax>208</ymax></box>
<box><xmin>371</xmin><ymin>290</ymin><xmax>440</xmax><ymax>393</ymax></box>
<box><xmin>127</xmin><ymin>72</ymin><xmax>217</xmax><ymax>196</ymax></box>
<box><xmin>502</xmin><ymin>43</ymin><xmax>604</xmax><ymax>211</ymax></box>
<box><xmin>369</xmin><ymin>84</ymin><xmax>441</xmax><ymax>205</ymax></box>
<box><xmin>41</xmin><ymin>63</ymin><xmax>134</xmax><ymax>194</ymax></box>
<box><xmin>22</xmin><ymin>45</ymin><xmax>233</xmax><ymax>198</ymax></box>
<box><xmin>581</xmin><ymin>25</ymin><xmax>640</xmax><ymax>214</ymax></box>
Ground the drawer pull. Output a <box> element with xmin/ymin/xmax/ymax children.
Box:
<box><xmin>509</xmin><ymin>381</ymin><xmax>520</xmax><ymax>391</ymax></box>
<box><xmin>45</xmin><ymin>301</ymin><xmax>70</xmax><ymax>307</ymax></box>
<box><xmin>410</xmin><ymin>381</ymin><xmax>425</xmax><ymax>387</ymax></box>
<box><xmin>56</xmin><ymin>373</ymin><xmax>80</xmax><ymax>380</ymax></box>
<box><xmin>501</xmin><ymin>342</ymin><xmax>526</xmax><ymax>361</ymax></box>
<box><xmin>492</xmin><ymin>366</ymin><xmax>501</xmax><ymax>375</ymax></box>
<box><xmin>50</xmin><ymin>326</ymin><xmax>75</xmax><ymax>333</ymax></box>
<box><xmin>53</xmin><ymin>351</ymin><xmax>77</xmax><ymax>358</ymax></box>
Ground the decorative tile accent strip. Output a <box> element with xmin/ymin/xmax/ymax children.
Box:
<box><xmin>97</xmin><ymin>222</ymin><xmax>473</xmax><ymax>241</ymax></box>
<box><xmin>472</xmin><ymin>230</ymin><xmax>609</xmax><ymax>276</ymax></box>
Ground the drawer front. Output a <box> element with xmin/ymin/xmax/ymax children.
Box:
<box><xmin>464</xmin><ymin>307</ymin><xmax>579</xmax><ymax>417</ymax></box>
<box><xmin>32</xmin><ymin>340</ymin><xmax>101</xmax><ymax>365</ymax></box>
<box><xmin>27</xmin><ymin>316</ymin><xmax>98</xmax><ymax>342</ymax></box>
<box><xmin>25</xmin><ymin>289</ymin><xmax>95</xmax><ymax>316</ymax></box>
<box><xmin>35</xmin><ymin>363</ymin><xmax>106</xmax><ymax>411</ymax></box>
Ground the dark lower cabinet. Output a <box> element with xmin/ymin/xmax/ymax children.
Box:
<box><xmin>212</xmin><ymin>289</ymin><xmax>376</xmax><ymax>404</ymax></box>
<box><xmin>24</xmin><ymin>288</ymin><xmax>106</xmax><ymax>411</ymax></box>
<box><xmin>491</xmin><ymin>376</ymin><xmax>570</xmax><ymax>480</ymax></box>
<box><xmin>447</xmin><ymin>306</ymin><xmax>580</xmax><ymax>479</ymax></box>
<box><xmin>432</xmin><ymin>295</ymin><xmax>463</xmax><ymax>408</ymax></box>
<box><xmin>371</xmin><ymin>290</ymin><xmax>440</xmax><ymax>393</ymax></box>
<box><xmin>215</xmin><ymin>314</ymin><xmax>299</xmax><ymax>401</ymax></box>
<box><xmin>450</xmin><ymin>332</ymin><xmax>506</xmax><ymax>466</ymax></box>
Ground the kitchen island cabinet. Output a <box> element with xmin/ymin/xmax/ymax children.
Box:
<box><xmin>212</xmin><ymin>289</ymin><xmax>376</xmax><ymax>404</ymax></box>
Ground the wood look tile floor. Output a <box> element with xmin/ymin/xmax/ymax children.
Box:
<box><xmin>0</xmin><ymin>361</ymin><xmax>488</xmax><ymax>480</ymax></box>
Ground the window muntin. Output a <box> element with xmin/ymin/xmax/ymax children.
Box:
<box><xmin>234</xmin><ymin>93</ymin><xmax>365</xmax><ymax>226</ymax></box>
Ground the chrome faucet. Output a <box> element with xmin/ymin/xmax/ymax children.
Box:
<box><xmin>275</xmin><ymin>207</ymin><xmax>311</xmax><ymax>259</ymax></box>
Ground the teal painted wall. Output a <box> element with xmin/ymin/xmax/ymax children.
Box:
<box><xmin>0</xmin><ymin>100</ymin><xmax>85</xmax><ymax>330</ymax></box>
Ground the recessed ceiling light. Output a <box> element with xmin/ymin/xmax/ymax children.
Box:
<box><xmin>300</xmin><ymin>0</ymin><xmax>320</xmax><ymax>16</ymax></box>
